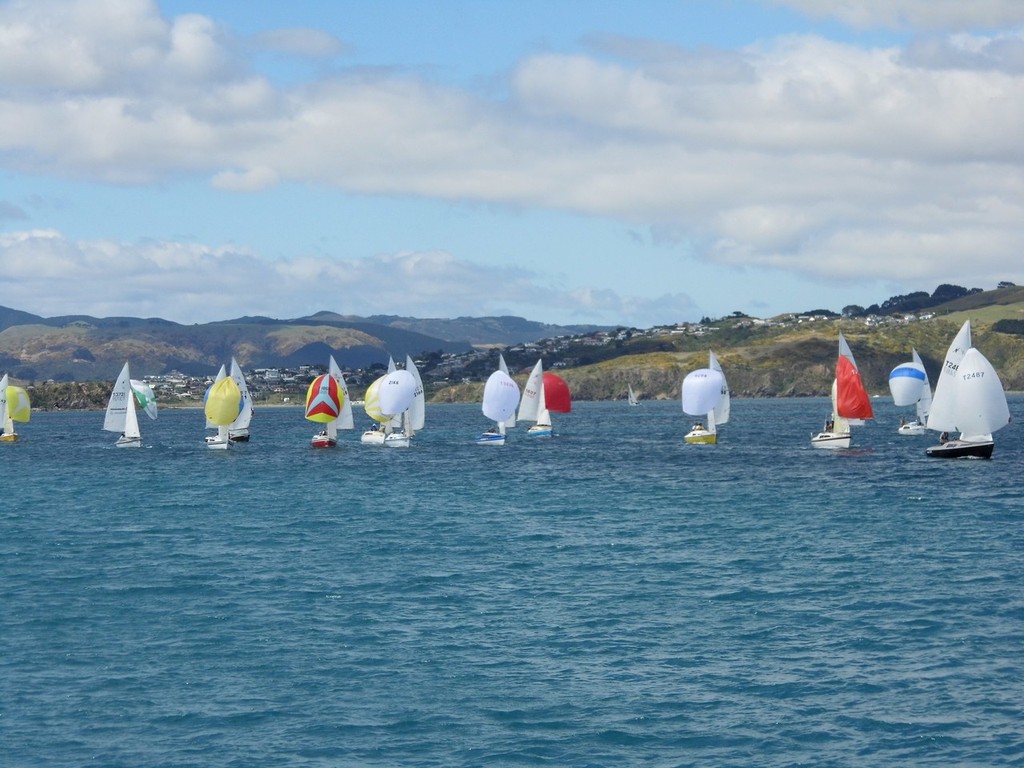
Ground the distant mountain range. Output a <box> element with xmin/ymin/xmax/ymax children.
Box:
<box><xmin>3</xmin><ymin>282</ymin><xmax>1022</xmax><ymax>389</ymax></box>
<box><xmin>0</xmin><ymin>307</ymin><xmax>608</xmax><ymax>381</ymax></box>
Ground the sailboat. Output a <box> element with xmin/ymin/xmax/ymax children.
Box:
<box><xmin>361</xmin><ymin>357</ymin><xmax>400</xmax><ymax>444</ymax></box>
<box><xmin>384</xmin><ymin>356</ymin><xmax>425</xmax><ymax>448</ymax></box>
<box><xmin>889</xmin><ymin>349</ymin><xmax>932</xmax><ymax>435</ymax></box>
<box><xmin>810</xmin><ymin>333</ymin><xmax>873</xmax><ymax>449</ymax></box>
<box><xmin>476</xmin><ymin>355</ymin><xmax>520</xmax><ymax>445</ymax></box>
<box><xmin>925</xmin><ymin>320</ymin><xmax>1010</xmax><ymax>459</ymax></box>
<box><xmin>627</xmin><ymin>384</ymin><xmax>640</xmax><ymax>406</ymax></box>
<box><xmin>204</xmin><ymin>365</ymin><xmax>228</xmax><ymax>445</ymax></box>
<box><xmin>228</xmin><ymin>357</ymin><xmax>254</xmax><ymax>442</ymax></box>
<box><xmin>517</xmin><ymin>359</ymin><xmax>571</xmax><ymax>437</ymax></box>
<box><xmin>306</xmin><ymin>356</ymin><xmax>353</xmax><ymax>448</ymax></box>
<box><xmin>0</xmin><ymin>374</ymin><xmax>31</xmax><ymax>442</ymax></box>
<box><xmin>103</xmin><ymin>362</ymin><xmax>158</xmax><ymax>448</ymax></box>
<box><xmin>204</xmin><ymin>374</ymin><xmax>242</xmax><ymax>450</ymax></box>
<box><xmin>682</xmin><ymin>350</ymin><xmax>730</xmax><ymax>444</ymax></box>
<box><xmin>361</xmin><ymin>358</ymin><xmax>418</xmax><ymax>446</ymax></box>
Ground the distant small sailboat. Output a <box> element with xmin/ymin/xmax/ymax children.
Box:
<box><xmin>0</xmin><ymin>373</ymin><xmax>31</xmax><ymax>442</ymax></box>
<box><xmin>682</xmin><ymin>350</ymin><xmax>730</xmax><ymax>444</ymax></box>
<box><xmin>228</xmin><ymin>357</ymin><xmax>254</xmax><ymax>442</ymax></box>
<box><xmin>627</xmin><ymin>384</ymin><xmax>640</xmax><ymax>406</ymax></box>
<box><xmin>925</xmin><ymin>320</ymin><xmax>1010</xmax><ymax>459</ymax></box>
<box><xmin>889</xmin><ymin>348</ymin><xmax>931</xmax><ymax>435</ymax></box>
<box><xmin>477</xmin><ymin>355</ymin><xmax>520</xmax><ymax>445</ymax></box>
<box><xmin>204</xmin><ymin>375</ymin><xmax>242</xmax><ymax>450</ymax></box>
<box><xmin>517</xmin><ymin>359</ymin><xmax>571</xmax><ymax>437</ymax></box>
<box><xmin>103</xmin><ymin>362</ymin><xmax>158</xmax><ymax>448</ymax></box>
<box><xmin>811</xmin><ymin>333</ymin><xmax>873</xmax><ymax>449</ymax></box>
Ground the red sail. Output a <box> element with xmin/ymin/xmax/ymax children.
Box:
<box><xmin>835</xmin><ymin>354</ymin><xmax>873</xmax><ymax>420</ymax></box>
<box><xmin>542</xmin><ymin>371</ymin><xmax>572</xmax><ymax>413</ymax></box>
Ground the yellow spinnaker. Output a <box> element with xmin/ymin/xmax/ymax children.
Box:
<box><xmin>204</xmin><ymin>376</ymin><xmax>242</xmax><ymax>426</ymax></box>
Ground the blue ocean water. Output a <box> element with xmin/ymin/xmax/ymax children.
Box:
<box><xmin>2</xmin><ymin>398</ymin><xmax>1022</xmax><ymax>767</ymax></box>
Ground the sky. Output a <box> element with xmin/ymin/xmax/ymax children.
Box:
<box><xmin>2</xmin><ymin>0</ymin><xmax>1024</xmax><ymax>328</ymax></box>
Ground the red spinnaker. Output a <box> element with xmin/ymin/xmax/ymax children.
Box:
<box><xmin>836</xmin><ymin>355</ymin><xmax>873</xmax><ymax>420</ymax></box>
<box><xmin>542</xmin><ymin>371</ymin><xmax>572</xmax><ymax>413</ymax></box>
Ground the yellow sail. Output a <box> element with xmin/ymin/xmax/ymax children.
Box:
<box><xmin>362</xmin><ymin>376</ymin><xmax>390</xmax><ymax>423</ymax></box>
<box><xmin>204</xmin><ymin>376</ymin><xmax>242</xmax><ymax>426</ymax></box>
<box><xmin>6</xmin><ymin>385</ymin><xmax>31</xmax><ymax>422</ymax></box>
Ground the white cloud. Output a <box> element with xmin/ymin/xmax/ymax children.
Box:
<box><xmin>1</xmin><ymin>1</ymin><xmax>1023</xmax><ymax>316</ymax></box>
<box><xmin>767</xmin><ymin>0</ymin><xmax>1024</xmax><ymax>30</ymax></box>
<box><xmin>251</xmin><ymin>27</ymin><xmax>345</xmax><ymax>59</ymax></box>
<box><xmin>211</xmin><ymin>166</ymin><xmax>279</xmax><ymax>192</ymax></box>
<box><xmin>0</xmin><ymin>230</ymin><xmax>678</xmax><ymax>326</ymax></box>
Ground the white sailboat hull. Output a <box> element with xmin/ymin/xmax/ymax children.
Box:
<box><xmin>361</xmin><ymin>429</ymin><xmax>386</xmax><ymax>445</ymax></box>
<box><xmin>384</xmin><ymin>432</ymin><xmax>411</xmax><ymax>448</ymax></box>
<box><xmin>115</xmin><ymin>435</ymin><xmax>142</xmax><ymax>448</ymax></box>
<box><xmin>810</xmin><ymin>431</ymin><xmax>851</xmax><ymax>449</ymax></box>
<box><xmin>897</xmin><ymin>421</ymin><xmax>927</xmax><ymax>436</ymax></box>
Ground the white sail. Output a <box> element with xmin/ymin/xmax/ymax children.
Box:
<box><xmin>103</xmin><ymin>362</ymin><xmax>136</xmax><ymax>435</ymax></box>
<box><xmin>378</xmin><ymin>369</ymin><xmax>417</xmax><ymax>417</ymax></box>
<box><xmin>627</xmin><ymin>384</ymin><xmax>639</xmax><ymax>406</ymax></box>
<box><xmin>517</xmin><ymin>359</ymin><xmax>546</xmax><ymax>424</ymax></box>
<box><xmin>204</xmin><ymin>365</ymin><xmax>227</xmax><ymax>429</ymax></box>
<box><xmin>681</xmin><ymin>368</ymin><xmax>724</xmax><ymax>417</ymax></box>
<box><xmin>385</xmin><ymin>357</ymin><xmax>402</xmax><ymax>427</ymax></box>
<box><xmin>405</xmin><ymin>355</ymin><xmax>425</xmax><ymax>434</ymax></box>
<box><xmin>912</xmin><ymin>349</ymin><xmax>933</xmax><ymax>423</ymax></box>
<box><xmin>482</xmin><ymin>370</ymin><xmax>520</xmax><ymax>423</ymax></box>
<box><xmin>498</xmin><ymin>354</ymin><xmax>516</xmax><ymax>427</ymax></box>
<box><xmin>927</xmin><ymin>320</ymin><xmax>972</xmax><ymax>432</ymax></box>
<box><xmin>708</xmin><ymin>351</ymin><xmax>730</xmax><ymax>425</ymax></box>
<box><xmin>330</xmin><ymin>356</ymin><xmax>355</xmax><ymax>431</ymax></box>
<box><xmin>945</xmin><ymin>347</ymin><xmax>1010</xmax><ymax>441</ymax></box>
<box><xmin>889</xmin><ymin>359</ymin><xmax>926</xmax><ymax>406</ymax></box>
<box><xmin>0</xmin><ymin>373</ymin><xmax>8</xmax><ymax>436</ymax></box>
<box><xmin>229</xmin><ymin>357</ymin><xmax>253</xmax><ymax>431</ymax></box>
<box><xmin>830</xmin><ymin>377</ymin><xmax>850</xmax><ymax>435</ymax></box>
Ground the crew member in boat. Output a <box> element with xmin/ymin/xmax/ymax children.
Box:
<box><xmin>939</xmin><ymin>432</ymin><xmax>949</xmax><ymax>444</ymax></box>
